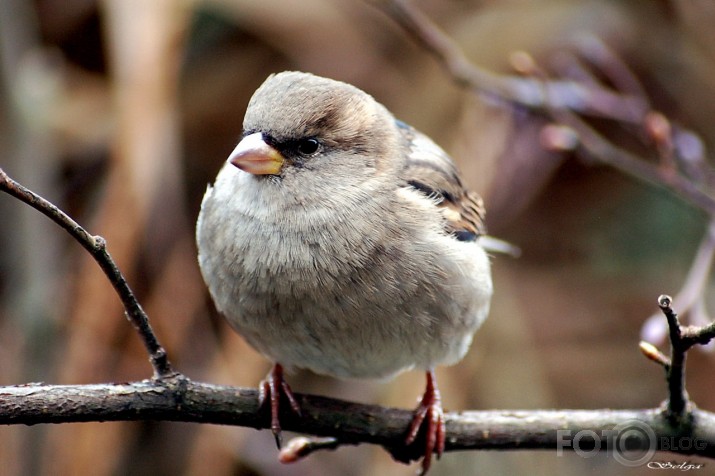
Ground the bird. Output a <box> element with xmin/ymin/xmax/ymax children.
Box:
<box><xmin>196</xmin><ymin>71</ymin><xmax>493</xmax><ymax>474</ymax></box>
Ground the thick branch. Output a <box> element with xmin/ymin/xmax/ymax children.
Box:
<box><xmin>0</xmin><ymin>167</ymin><xmax>173</xmax><ymax>378</ymax></box>
<box><xmin>1</xmin><ymin>378</ymin><xmax>715</xmax><ymax>462</ymax></box>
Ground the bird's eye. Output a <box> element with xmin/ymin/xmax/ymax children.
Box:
<box><xmin>296</xmin><ymin>138</ymin><xmax>320</xmax><ymax>156</ymax></box>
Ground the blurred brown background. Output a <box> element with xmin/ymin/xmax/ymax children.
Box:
<box><xmin>1</xmin><ymin>0</ymin><xmax>714</xmax><ymax>475</ymax></box>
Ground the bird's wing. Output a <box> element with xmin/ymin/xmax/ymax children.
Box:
<box><xmin>396</xmin><ymin>120</ymin><xmax>486</xmax><ymax>241</ymax></box>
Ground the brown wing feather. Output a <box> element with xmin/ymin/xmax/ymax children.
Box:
<box><xmin>396</xmin><ymin>121</ymin><xmax>486</xmax><ymax>240</ymax></box>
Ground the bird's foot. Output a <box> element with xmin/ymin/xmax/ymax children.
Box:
<box><xmin>259</xmin><ymin>363</ymin><xmax>302</xmax><ymax>448</ymax></box>
<box><xmin>405</xmin><ymin>370</ymin><xmax>446</xmax><ymax>475</ymax></box>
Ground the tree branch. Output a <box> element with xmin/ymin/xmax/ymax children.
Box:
<box><xmin>0</xmin><ymin>167</ymin><xmax>174</xmax><ymax>379</ymax></box>
<box><xmin>1</xmin><ymin>377</ymin><xmax>714</xmax><ymax>462</ymax></box>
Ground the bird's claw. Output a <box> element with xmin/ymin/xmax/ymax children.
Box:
<box><xmin>258</xmin><ymin>363</ymin><xmax>302</xmax><ymax>448</ymax></box>
<box><xmin>405</xmin><ymin>370</ymin><xmax>446</xmax><ymax>475</ymax></box>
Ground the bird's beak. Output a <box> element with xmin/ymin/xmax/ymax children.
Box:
<box><xmin>228</xmin><ymin>132</ymin><xmax>285</xmax><ymax>175</ymax></box>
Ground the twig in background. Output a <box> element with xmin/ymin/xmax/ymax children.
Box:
<box><xmin>506</xmin><ymin>46</ymin><xmax>715</xmax><ymax>217</ymax></box>
<box><xmin>369</xmin><ymin>0</ymin><xmax>648</xmax><ymax>122</ymax></box>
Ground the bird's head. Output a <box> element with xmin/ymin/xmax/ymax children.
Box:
<box><xmin>228</xmin><ymin>71</ymin><xmax>402</xmax><ymax>184</ymax></box>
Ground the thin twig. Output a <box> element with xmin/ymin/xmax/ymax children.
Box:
<box><xmin>652</xmin><ymin>295</ymin><xmax>715</xmax><ymax>426</ymax></box>
<box><xmin>572</xmin><ymin>34</ymin><xmax>650</xmax><ymax>105</ymax></box>
<box><xmin>0</xmin><ymin>167</ymin><xmax>174</xmax><ymax>378</ymax></box>
<box><xmin>681</xmin><ymin>321</ymin><xmax>715</xmax><ymax>348</ymax></box>
<box><xmin>658</xmin><ymin>295</ymin><xmax>689</xmax><ymax>423</ymax></box>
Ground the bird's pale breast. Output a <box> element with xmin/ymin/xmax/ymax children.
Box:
<box><xmin>197</xmin><ymin>165</ymin><xmax>492</xmax><ymax>379</ymax></box>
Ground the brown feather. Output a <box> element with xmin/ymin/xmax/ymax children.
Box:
<box><xmin>396</xmin><ymin>121</ymin><xmax>486</xmax><ymax>240</ymax></box>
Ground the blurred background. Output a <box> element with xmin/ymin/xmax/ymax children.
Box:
<box><xmin>1</xmin><ymin>0</ymin><xmax>714</xmax><ymax>474</ymax></box>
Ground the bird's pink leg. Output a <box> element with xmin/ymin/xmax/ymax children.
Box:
<box><xmin>258</xmin><ymin>363</ymin><xmax>302</xmax><ymax>448</ymax></box>
<box><xmin>405</xmin><ymin>370</ymin><xmax>446</xmax><ymax>475</ymax></box>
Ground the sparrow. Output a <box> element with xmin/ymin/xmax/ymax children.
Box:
<box><xmin>196</xmin><ymin>71</ymin><xmax>493</xmax><ymax>474</ymax></box>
